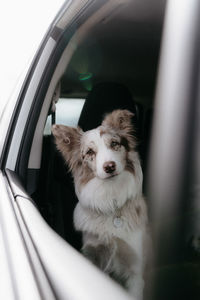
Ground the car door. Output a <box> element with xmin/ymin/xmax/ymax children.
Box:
<box><xmin>0</xmin><ymin>170</ymin><xmax>55</xmax><ymax>300</ymax></box>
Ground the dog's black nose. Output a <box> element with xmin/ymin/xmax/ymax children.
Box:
<box><xmin>103</xmin><ymin>161</ymin><xmax>116</xmax><ymax>174</ymax></box>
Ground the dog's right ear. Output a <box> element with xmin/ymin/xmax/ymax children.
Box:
<box><xmin>52</xmin><ymin>124</ymin><xmax>83</xmax><ymax>170</ymax></box>
<box><xmin>102</xmin><ymin>109</ymin><xmax>134</xmax><ymax>134</ymax></box>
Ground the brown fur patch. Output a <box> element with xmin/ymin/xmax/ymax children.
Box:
<box><xmin>102</xmin><ymin>110</ymin><xmax>137</xmax><ymax>153</ymax></box>
<box><xmin>52</xmin><ymin>124</ymin><xmax>82</xmax><ymax>171</ymax></box>
<box><xmin>120</xmin><ymin>197</ymin><xmax>148</xmax><ymax>227</ymax></box>
<box><xmin>79</xmin><ymin>164</ymin><xmax>95</xmax><ymax>187</ymax></box>
<box><xmin>82</xmin><ymin>243</ymin><xmax>113</xmax><ymax>271</ymax></box>
<box><xmin>110</xmin><ymin>238</ymin><xmax>138</xmax><ymax>288</ymax></box>
<box><xmin>125</xmin><ymin>157</ymin><xmax>135</xmax><ymax>175</ymax></box>
<box><xmin>102</xmin><ymin>109</ymin><xmax>134</xmax><ymax>134</ymax></box>
<box><xmin>99</xmin><ymin>128</ymin><xmax>106</xmax><ymax>136</ymax></box>
<box><xmin>136</xmin><ymin>205</ymin><xmax>141</xmax><ymax>217</ymax></box>
<box><xmin>83</xmin><ymin>238</ymin><xmax>137</xmax><ymax>281</ymax></box>
<box><xmin>120</xmin><ymin>136</ymin><xmax>130</xmax><ymax>151</ymax></box>
<box><xmin>115</xmin><ymin>238</ymin><xmax>137</xmax><ymax>269</ymax></box>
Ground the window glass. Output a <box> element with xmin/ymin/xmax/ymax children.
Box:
<box><xmin>44</xmin><ymin>98</ymin><xmax>85</xmax><ymax>135</ymax></box>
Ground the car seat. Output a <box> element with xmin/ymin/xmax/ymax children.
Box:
<box><xmin>78</xmin><ymin>81</ymin><xmax>140</xmax><ymax>132</ymax></box>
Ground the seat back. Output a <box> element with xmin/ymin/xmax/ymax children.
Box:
<box><xmin>78</xmin><ymin>82</ymin><xmax>138</xmax><ymax>131</ymax></box>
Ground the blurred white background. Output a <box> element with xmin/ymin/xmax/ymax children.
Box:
<box><xmin>0</xmin><ymin>0</ymin><xmax>64</xmax><ymax>116</ymax></box>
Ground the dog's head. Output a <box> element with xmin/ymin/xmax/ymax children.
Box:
<box><xmin>52</xmin><ymin>110</ymin><xmax>136</xmax><ymax>181</ymax></box>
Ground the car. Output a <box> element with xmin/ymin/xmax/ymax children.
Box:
<box><xmin>0</xmin><ymin>0</ymin><xmax>200</xmax><ymax>299</ymax></box>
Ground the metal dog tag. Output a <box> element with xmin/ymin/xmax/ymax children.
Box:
<box><xmin>113</xmin><ymin>217</ymin><xmax>123</xmax><ymax>228</ymax></box>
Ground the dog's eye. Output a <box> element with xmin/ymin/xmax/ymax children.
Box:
<box><xmin>86</xmin><ymin>148</ymin><xmax>95</xmax><ymax>155</ymax></box>
<box><xmin>111</xmin><ymin>141</ymin><xmax>120</xmax><ymax>148</ymax></box>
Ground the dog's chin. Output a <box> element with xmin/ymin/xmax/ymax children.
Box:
<box><xmin>96</xmin><ymin>172</ymin><xmax>119</xmax><ymax>180</ymax></box>
<box><xmin>106</xmin><ymin>173</ymin><xmax>118</xmax><ymax>179</ymax></box>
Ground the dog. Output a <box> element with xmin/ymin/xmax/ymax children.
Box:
<box><xmin>52</xmin><ymin>109</ymin><xmax>149</xmax><ymax>299</ymax></box>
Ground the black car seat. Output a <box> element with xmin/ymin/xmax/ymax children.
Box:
<box><xmin>78</xmin><ymin>82</ymin><xmax>140</xmax><ymax>132</ymax></box>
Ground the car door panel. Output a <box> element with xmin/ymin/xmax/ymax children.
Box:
<box><xmin>5</xmin><ymin>169</ymin><xmax>131</xmax><ymax>300</ymax></box>
<box><xmin>0</xmin><ymin>171</ymin><xmax>48</xmax><ymax>300</ymax></box>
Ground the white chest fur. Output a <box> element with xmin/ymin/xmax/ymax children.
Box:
<box><xmin>75</xmin><ymin>171</ymin><xmax>141</xmax><ymax>214</ymax></box>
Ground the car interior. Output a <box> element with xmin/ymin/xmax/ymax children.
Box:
<box><xmin>25</xmin><ymin>0</ymin><xmax>166</xmax><ymax>249</ymax></box>
<box><xmin>10</xmin><ymin>0</ymin><xmax>200</xmax><ymax>299</ymax></box>
<box><xmin>32</xmin><ymin>2</ymin><xmax>165</xmax><ymax>297</ymax></box>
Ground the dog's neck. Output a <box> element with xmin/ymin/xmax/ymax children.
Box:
<box><xmin>75</xmin><ymin>171</ymin><xmax>142</xmax><ymax>215</ymax></box>
<box><xmin>76</xmin><ymin>194</ymin><xmax>147</xmax><ymax>231</ymax></box>
<box><xmin>80</xmin><ymin>196</ymin><xmax>129</xmax><ymax>215</ymax></box>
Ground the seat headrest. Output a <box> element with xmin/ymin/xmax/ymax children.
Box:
<box><xmin>78</xmin><ymin>82</ymin><xmax>137</xmax><ymax>131</ymax></box>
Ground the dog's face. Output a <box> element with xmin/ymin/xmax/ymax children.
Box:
<box><xmin>52</xmin><ymin>109</ymin><xmax>136</xmax><ymax>182</ymax></box>
<box><xmin>81</xmin><ymin>128</ymin><xmax>128</xmax><ymax>179</ymax></box>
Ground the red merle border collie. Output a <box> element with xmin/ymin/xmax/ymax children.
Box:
<box><xmin>52</xmin><ymin>109</ymin><xmax>149</xmax><ymax>299</ymax></box>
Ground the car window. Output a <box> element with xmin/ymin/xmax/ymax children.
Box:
<box><xmin>44</xmin><ymin>98</ymin><xmax>85</xmax><ymax>135</ymax></box>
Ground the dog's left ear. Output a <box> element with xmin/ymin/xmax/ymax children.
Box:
<box><xmin>52</xmin><ymin>124</ymin><xmax>83</xmax><ymax>170</ymax></box>
<box><xmin>102</xmin><ymin>109</ymin><xmax>134</xmax><ymax>134</ymax></box>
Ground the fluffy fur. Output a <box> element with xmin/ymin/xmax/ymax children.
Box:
<box><xmin>52</xmin><ymin>109</ymin><xmax>149</xmax><ymax>299</ymax></box>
